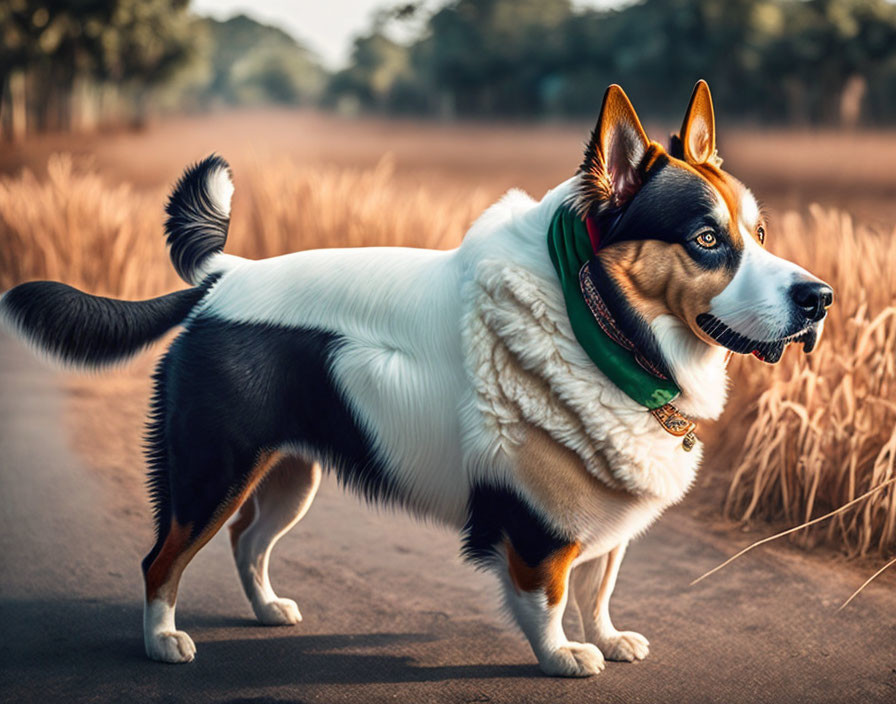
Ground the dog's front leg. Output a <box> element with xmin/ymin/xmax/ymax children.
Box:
<box><xmin>571</xmin><ymin>543</ymin><xmax>649</xmax><ymax>662</ymax></box>
<box><xmin>500</xmin><ymin>541</ymin><xmax>605</xmax><ymax>677</ymax></box>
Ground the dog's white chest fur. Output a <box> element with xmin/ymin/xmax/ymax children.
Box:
<box><xmin>463</xmin><ymin>258</ymin><xmax>701</xmax><ymax>502</ymax></box>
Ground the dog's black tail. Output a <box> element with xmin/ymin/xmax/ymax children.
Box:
<box><xmin>164</xmin><ymin>154</ymin><xmax>233</xmax><ymax>285</ymax></box>
<box><xmin>0</xmin><ymin>280</ymin><xmax>215</xmax><ymax>368</ymax></box>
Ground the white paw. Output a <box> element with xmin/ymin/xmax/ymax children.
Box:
<box><xmin>254</xmin><ymin>597</ymin><xmax>302</xmax><ymax>626</ymax></box>
<box><xmin>539</xmin><ymin>641</ymin><xmax>606</xmax><ymax>677</ymax></box>
<box><xmin>599</xmin><ymin>630</ymin><xmax>650</xmax><ymax>662</ymax></box>
<box><xmin>146</xmin><ymin>630</ymin><xmax>196</xmax><ymax>663</ymax></box>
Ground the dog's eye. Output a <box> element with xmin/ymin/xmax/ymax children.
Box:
<box><xmin>695</xmin><ymin>231</ymin><xmax>718</xmax><ymax>249</ymax></box>
<box><xmin>757</xmin><ymin>225</ymin><xmax>766</xmax><ymax>244</ymax></box>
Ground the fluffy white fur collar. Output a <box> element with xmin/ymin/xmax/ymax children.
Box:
<box><xmin>459</xmin><ymin>180</ymin><xmax>730</xmax><ymax>501</ymax></box>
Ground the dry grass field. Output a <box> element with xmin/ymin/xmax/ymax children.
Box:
<box><xmin>1</xmin><ymin>109</ymin><xmax>894</xmax><ymax>565</ymax></box>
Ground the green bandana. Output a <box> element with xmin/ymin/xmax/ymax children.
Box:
<box><xmin>546</xmin><ymin>205</ymin><xmax>680</xmax><ymax>409</ymax></box>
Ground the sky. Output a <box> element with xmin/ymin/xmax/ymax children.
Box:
<box><xmin>192</xmin><ymin>0</ymin><xmax>627</xmax><ymax>70</ymax></box>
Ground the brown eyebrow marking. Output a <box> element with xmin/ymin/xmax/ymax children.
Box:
<box><xmin>668</xmin><ymin>157</ymin><xmax>746</xmax><ymax>250</ymax></box>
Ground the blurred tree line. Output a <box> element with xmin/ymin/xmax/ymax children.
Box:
<box><xmin>328</xmin><ymin>0</ymin><xmax>896</xmax><ymax>126</ymax></box>
<box><xmin>0</xmin><ymin>1</ymin><xmax>323</xmax><ymax>139</ymax></box>
<box><xmin>3</xmin><ymin>0</ymin><xmax>896</xmax><ymax>140</ymax></box>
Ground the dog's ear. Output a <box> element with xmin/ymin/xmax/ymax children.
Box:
<box><xmin>677</xmin><ymin>80</ymin><xmax>722</xmax><ymax>167</ymax></box>
<box><xmin>578</xmin><ymin>84</ymin><xmax>651</xmax><ymax>213</ymax></box>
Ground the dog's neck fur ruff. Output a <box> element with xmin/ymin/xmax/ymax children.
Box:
<box><xmin>460</xmin><ymin>178</ymin><xmax>729</xmax><ymax>500</ymax></box>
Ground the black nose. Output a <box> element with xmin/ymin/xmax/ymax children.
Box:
<box><xmin>790</xmin><ymin>281</ymin><xmax>833</xmax><ymax>322</ymax></box>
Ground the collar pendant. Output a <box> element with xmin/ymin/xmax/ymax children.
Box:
<box><xmin>650</xmin><ymin>403</ymin><xmax>698</xmax><ymax>451</ymax></box>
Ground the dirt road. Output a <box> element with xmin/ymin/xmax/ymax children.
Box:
<box><xmin>1</xmin><ymin>330</ymin><xmax>894</xmax><ymax>703</ymax></box>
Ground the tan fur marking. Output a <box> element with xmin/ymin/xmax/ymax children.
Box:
<box><xmin>694</xmin><ymin>163</ymin><xmax>745</xmax><ymax>249</ymax></box>
<box><xmin>688</xmin><ymin>161</ymin><xmax>766</xmax><ymax>247</ymax></box>
<box><xmin>598</xmin><ymin>239</ymin><xmax>733</xmax><ymax>345</ymax></box>
<box><xmin>513</xmin><ymin>424</ymin><xmax>663</xmax><ymax>543</ymax></box>
<box><xmin>228</xmin><ymin>495</ymin><xmax>257</xmax><ymax>552</ymax></box>
<box><xmin>145</xmin><ymin>450</ymin><xmax>283</xmax><ymax>604</ymax></box>
<box><xmin>507</xmin><ymin>540</ymin><xmax>581</xmax><ymax>607</ymax></box>
<box><xmin>516</xmin><ymin>424</ymin><xmax>627</xmax><ymax>515</ymax></box>
<box><xmin>145</xmin><ymin>520</ymin><xmax>193</xmax><ymax>604</ymax></box>
<box><xmin>640</xmin><ymin>141</ymin><xmax>665</xmax><ymax>173</ymax></box>
<box><xmin>663</xmin><ymin>158</ymin><xmax>747</xmax><ymax>250</ymax></box>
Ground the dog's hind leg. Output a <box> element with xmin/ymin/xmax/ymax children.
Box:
<box><xmin>229</xmin><ymin>454</ymin><xmax>321</xmax><ymax>626</ymax></box>
<box><xmin>141</xmin><ymin>450</ymin><xmax>281</xmax><ymax>663</ymax></box>
<box><xmin>139</xmin><ymin>318</ymin><xmax>359</xmax><ymax>663</ymax></box>
<box><xmin>571</xmin><ymin>543</ymin><xmax>649</xmax><ymax>662</ymax></box>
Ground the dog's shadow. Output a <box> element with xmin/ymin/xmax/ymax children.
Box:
<box><xmin>2</xmin><ymin>597</ymin><xmax>540</xmax><ymax>690</ymax></box>
<box><xmin>199</xmin><ymin>631</ymin><xmax>539</xmax><ymax>685</ymax></box>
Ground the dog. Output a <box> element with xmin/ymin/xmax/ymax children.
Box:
<box><xmin>0</xmin><ymin>81</ymin><xmax>832</xmax><ymax>677</ymax></box>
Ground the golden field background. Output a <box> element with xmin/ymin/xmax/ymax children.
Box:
<box><xmin>0</xmin><ymin>109</ymin><xmax>894</xmax><ymax>560</ymax></box>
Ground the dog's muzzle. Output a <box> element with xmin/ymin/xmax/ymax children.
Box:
<box><xmin>695</xmin><ymin>314</ymin><xmax>823</xmax><ymax>363</ymax></box>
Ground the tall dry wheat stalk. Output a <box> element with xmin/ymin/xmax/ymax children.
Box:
<box><xmin>229</xmin><ymin>154</ymin><xmax>491</xmax><ymax>257</ymax></box>
<box><xmin>722</xmin><ymin>206</ymin><xmax>896</xmax><ymax>556</ymax></box>
<box><xmin>0</xmin><ymin>155</ymin><xmax>175</xmax><ymax>298</ymax></box>
<box><xmin>0</xmin><ymin>156</ymin><xmax>894</xmax><ymax>557</ymax></box>
<box><xmin>0</xmin><ymin>153</ymin><xmax>491</xmax><ymax>297</ymax></box>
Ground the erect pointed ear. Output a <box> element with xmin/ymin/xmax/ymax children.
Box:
<box><xmin>578</xmin><ymin>84</ymin><xmax>651</xmax><ymax>214</ymax></box>
<box><xmin>678</xmin><ymin>79</ymin><xmax>721</xmax><ymax>167</ymax></box>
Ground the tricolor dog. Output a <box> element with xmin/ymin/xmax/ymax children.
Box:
<box><xmin>1</xmin><ymin>82</ymin><xmax>832</xmax><ymax>676</ymax></box>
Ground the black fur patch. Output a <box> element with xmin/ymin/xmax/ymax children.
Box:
<box><xmin>604</xmin><ymin>165</ymin><xmax>742</xmax><ymax>273</ymax></box>
<box><xmin>165</xmin><ymin>154</ymin><xmax>231</xmax><ymax>284</ymax></box>
<box><xmin>668</xmin><ymin>134</ymin><xmax>685</xmax><ymax>159</ymax></box>
<box><xmin>142</xmin><ymin>352</ymin><xmax>175</xmax><ymax>571</ymax></box>
<box><xmin>462</xmin><ymin>482</ymin><xmax>572</xmax><ymax>568</ymax></box>
<box><xmin>144</xmin><ymin>317</ymin><xmax>403</xmax><ymax>541</ymax></box>
<box><xmin>0</xmin><ymin>280</ymin><xmax>215</xmax><ymax>366</ymax></box>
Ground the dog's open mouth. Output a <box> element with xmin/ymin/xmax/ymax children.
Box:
<box><xmin>695</xmin><ymin>313</ymin><xmax>819</xmax><ymax>363</ymax></box>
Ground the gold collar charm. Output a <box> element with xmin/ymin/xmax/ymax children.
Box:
<box><xmin>650</xmin><ymin>403</ymin><xmax>698</xmax><ymax>451</ymax></box>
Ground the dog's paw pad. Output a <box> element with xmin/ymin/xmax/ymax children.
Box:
<box><xmin>147</xmin><ymin>630</ymin><xmax>196</xmax><ymax>663</ymax></box>
<box><xmin>255</xmin><ymin>597</ymin><xmax>302</xmax><ymax>626</ymax></box>
<box><xmin>540</xmin><ymin>641</ymin><xmax>605</xmax><ymax>677</ymax></box>
<box><xmin>600</xmin><ymin>631</ymin><xmax>649</xmax><ymax>662</ymax></box>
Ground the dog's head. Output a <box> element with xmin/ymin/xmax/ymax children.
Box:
<box><xmin>574</xmin><ymin>81</ymin><xmax>832</xmax><ymax>364</ymax></box>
